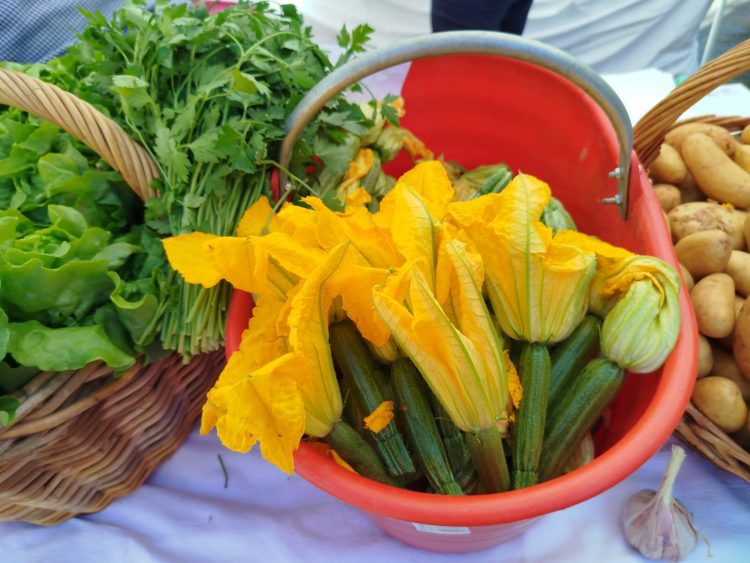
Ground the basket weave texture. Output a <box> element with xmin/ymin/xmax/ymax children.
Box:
<box><xmin>0</xmin><ymin>69</ymin><xmax>224</xmax><ymax>524</ymax></box>
<box><xmin>633</xmin><ymin>39</ymin><xmax>750</xmax><ymax>484</ymax></box>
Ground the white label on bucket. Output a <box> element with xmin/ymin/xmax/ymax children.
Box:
<box><xmin>411</xmin><ymin>523</ymin><xmax>471</xmax><ymax>535</ymax></box>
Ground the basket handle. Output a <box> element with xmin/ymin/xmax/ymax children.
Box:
<box><xmin>279</xmin><ymin>31</ymin><xmax>634</xmax><ymax>217</ymax></box>
<box><xmin>0</xmin><ymin>68</ymin><xmax>159</xmax><ymax>201</ymax></box>
<box><xmin>634</xmin><ymin>38</ymin><xmax>750</xmax><ymax>169</ymax></box>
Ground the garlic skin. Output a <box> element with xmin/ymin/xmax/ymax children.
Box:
<box><xmin>622</xmin><ymin>445</ymin><xmax>699</xmax><ymax>561</ymax></box>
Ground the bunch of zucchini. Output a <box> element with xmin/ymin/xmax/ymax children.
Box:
<box><xmin>326</xmin><ymin>314</ymin><xmax>625</xmax><ymax>494</ymax></box>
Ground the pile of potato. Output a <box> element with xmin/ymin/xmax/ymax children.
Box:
<box><xmin>650</xmin><ymin>121</ymin><xmax>750</xmax><ymax>447</ymax></box>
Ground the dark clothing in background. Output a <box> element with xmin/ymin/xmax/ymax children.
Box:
<box><xmin>431</xmin><ymin>0</ymin><xmax>534</xmax><ymax>35</ymax></box>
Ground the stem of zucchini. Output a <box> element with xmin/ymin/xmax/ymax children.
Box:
<box><xmin>466</xmin><ymin>426</ymin><xmax>511</xmax><ymax>493</ymax></box>
<box><xmin>324</xmin><ymin>420</ymin><xmax>398</xmax><ymax>487</ymax></box>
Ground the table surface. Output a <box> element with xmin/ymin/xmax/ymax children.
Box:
<box><xmin>3</xmin><ymin>69</ymin><xmax>750</xmax><ymax>563</ymax></box>
<box><xmin>1</xmin><ymin>431</ymin><xmax>748</xmax><ymax>562</ymax></box>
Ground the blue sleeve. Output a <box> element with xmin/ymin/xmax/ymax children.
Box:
<box><xmin>0</xmin><ymin>0</ymin><xmax>123</xmax><ymax>63</ymax></box>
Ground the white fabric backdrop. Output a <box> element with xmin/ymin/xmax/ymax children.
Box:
<box><xmin>291</xmin><ymin>0</ymin><xmax>713</xmax><ymax>75</ymax></box>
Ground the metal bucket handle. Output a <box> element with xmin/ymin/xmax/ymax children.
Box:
<box><xmin>279</xmin><ymin>30</ymin><xmax>633</xmax><ymax>218</ymax></box>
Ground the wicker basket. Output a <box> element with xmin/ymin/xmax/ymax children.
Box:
<box><xmin>633</xmin><ymin>39</ymin><xmax>750</xmax><ymax>484</ymax></box>
<box><xmin>0</xmin><ymin>69</ymin><xmax>225</xmax><ymax>524</ymax></box>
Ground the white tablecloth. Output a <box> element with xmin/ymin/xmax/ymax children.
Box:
<box><xmin>1</xmin><ymin>430</ymin><xmax>748</xmax><ymax>562</ymax></box>
<box><xmin>4</xmin><ymin>69</ymin><xmax>750</xmax><ymax>562</ymax></box>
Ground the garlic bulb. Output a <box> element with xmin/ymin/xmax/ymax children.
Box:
<box><xmin>622</xmin><ymin>445</ymin><xmax>698</xmax><ymax>561</ymax></box>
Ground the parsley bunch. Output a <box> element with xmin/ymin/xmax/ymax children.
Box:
<box><xmin>46</xmin><ymin>0</ymin><xmax>373</xmax><ymax>358</ymax></box>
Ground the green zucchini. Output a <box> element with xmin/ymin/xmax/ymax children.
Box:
<box><xmin>430</xmin><ymin>393</ymin><xmax>470</xmax><ymax>475</ymax></box>
<box><xmin>329</xmin><ymin>320</ymin><xmax>416</xmax><ymax>480</ymax></box>
<box><xmin>548</xmin><ymin>315</ymin><xmax>601</xmax><ymax>407</ymax></box>
<box><xmin>325</xmin><ymin>420</ymin><xmax>397</xmax><ymax>486</ymax></box>
<box><xmin>512</xmin><ymin>342</ymin><xmax>551</xmax><ymax>489</ymax></box>
<box><xmin>391</xmin><ymin>358</ymin><xmax>463</xmax><ymax>495</ymax></box>
<box><xmin>539</xmin><ymin>357</ymin><xmax>625</xmax><ymax>481</ymax></box>
<box><xmin>341</xmin><ymin>376</ymin><xmax>368</xmax><ymax>439</ymax></box>
<box><xmin>469</xmin><ymin>166</ymin><xmax>512</xmax><ymax>199</ymax></box>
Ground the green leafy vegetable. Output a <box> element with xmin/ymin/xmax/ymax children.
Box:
<box><xmin>38</xmin><ymin>0</ymin><xmax>376</xmax><ymax>358</ymax></box>
<box><xmin>0</xmin><ymin>109</ymin><xmax>162</xmax><ymax>385</ymax></box>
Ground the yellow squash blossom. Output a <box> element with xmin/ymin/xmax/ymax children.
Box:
<box><xmin>199</xmin><ymin>243</ymin><xmax>354</xmax><ymax>473</ymax></box>
<box><xmin>285</xmin><ymin>243</ymin><xmax>351</xmax><ymax>438</ymax></box>
<box><xmin>447</xmin><ymin>173</ymin><xmax>597</xmax><ymax>344</ymax></box>
<box><xmin>375</xmin><ymin>161</ymin><xmax>455</xmax><ymax>290</ymax></box>
<box><xmin>202</xmin><ymin>350</ymin><xmax>306</xmax><ymax>475</ymax></box>
<box><xmin>337</xmin><ymin>148</ymin><xmax>376</xmax><ymax>199</ymax></box>
<box><xmin>373</xmin><ymin>235</ymin><xmax>513</xmax><ymax>492</ymax></box>
<box><xmin>555</xmin><ymin>231</ymin><xmax>682</xmax><ymax>373</ymax></box>
<box><xmin>372</xmin><ymin>239</ymin><xmax>509</xmax><ymax>434</ymax></box>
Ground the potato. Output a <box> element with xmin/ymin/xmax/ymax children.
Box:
<box><xmin>690</xmin><ymin>273</ymin><xmax>736</xmax><ymax>337</ymax></box>
<box><xmin>679</xmin><ymin>262</ymin><xmax>695</xmax><ymax>292</ymax></box>
<box><xmin>734</xmin><ymin>141</ymin><xmax>750</xmax><ymax>175</ymax></box>
<box><xmin>711</xmin><ymin>346</ymin><xmax>750</xmax><ymax>400</ymax></box>
<box><xmin>725</xmin><ymin>251</ymin><xmax>750</xmax><ymax>296</ymax></box>
<box><xmin>730</xmin><ymin>208</ymin><xmax>748</xmax><ymax>250</ymax></box>
<box><xmin>678</xmin><ymin>170</ymin><xmax>706</xmax><ymax>203</ymax></box>
<box><xmin>697</xmin><ymin>334</ymin><xmax>713</xmax><ymax>377</ymax></box>
<box><xmin>652</xmin><ymin>183</ymin><xmax>681</xmax><ymax>212</ymax></box>
<box><xmin>649</xmin><ymin>143</ymin><xmax>687</xmax><ymax>184</ymax></box>
<box><xmin>733</xmin><ymin>294</ymin><xmax>750</xmax><ymax>378</ymax></box>
<box><xmin>666</xmin><ymin>122</ymin><xmax>735</xmax><ymax>156</ymax></box>
<box><xmin>715</xmin><ymin>294</ymin><xmax>746</xmax><ymax>350</ymax></box>
<box><xmin>744</xmin><ymin>213</ymin><xmax>750</xmax><ymax>250</ymax></box>
<box><xmin>692</xmin><ymin>376</ymin><xmax>747</xmax><ymax>433</ymax></box>
<box><xmin>742</xmin><ymin>124</ymin><xmax>750</xmax><ymax>145</ymax></box>
<box><xmin>667</xmin><ymin>201</ymin><xmax>734</xmax><ymax>242</ymax></box>
<box><xmin>682</xmin><ymin>133</ymin><xmax>750</xmax><ymax>208</ymax></box>
<box><xmin>674</xmin><ymin>229</ymin><xmax>732</xmax><ymax>278</ymax></box>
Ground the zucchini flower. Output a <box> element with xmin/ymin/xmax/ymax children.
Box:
<box><xmin>370</xmin><ymin>161</ymin><xmax>515</xmax><ymax>491</ymax></box>
<box><xmin>194</xmin><ymin>243</ymin><xmax>353</xmax><ymax>474</ymax></box>
<box><xmin>163</xmin><ymin>195</ymin><xmax>412</xmax><ymax>476</ymax></box>
<box><xmin>358</xmin><ymin>96</ymin><xmax>406</xmax><ymax>146</ymax></box>
<box><xmin>373</xmin><ymin>238</ymin><xmax>513</xmax><ymax>492</ymax></box>
<box><xmin>447</xmin><ymin>173</ymin><xmax>597</xmax><ymax>490</ymax></box>
<box><xmin>556</xmin><ymin>231</ymin><xmax>682</xmax><ymax>373</ymax></box>
<box><xmin>447</xmin><ymin>173</ymin><xmax>597</xmax><ymax>344</ymax></box>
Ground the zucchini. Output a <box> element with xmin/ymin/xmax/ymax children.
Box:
<box><xmin>391</xmin><ymin>358</ymin><xmax>463</xmax><ymax>495</ymax></box>
<box><xmin>329</xmin><ymin>320</ymin><xmax>416</xmax><ymax>480</ymax></box>
<box><xmin>539</xmin><ymin>357</ymin><xmax>625</xmax><ymax>481</ymax></box>
<box><xmin>430</xmin><ymin>393</ymin><xmax>470</xmax><ymax>475</ymax></box>
<box><xmin>341</xmin><ymin>376</ymin><xmax>368</xmax><ymax>439</ymax></box>
<box><xmin>469</xmin><ymin>166</ymin><xmax>512</xmax><ymax>199</ymax></box>
<box><xmin>325</xmin><ymin>420</ymin><xmax>397</xmax><ymax>486</ymax></box>
<box><xmin>512</xmin><ymin>342</ymin><xmax>551</xmax><ymax>489</ymax></box>
<box><xmin>548</xmin><ymin>315</ymin><xmax>601</xmax><ymax>407</ymax></box>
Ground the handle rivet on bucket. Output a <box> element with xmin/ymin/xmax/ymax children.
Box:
<box><xmin>601</xmin><ymin>194</ymin><xmax>622</xmax><ymax>205</ymax></box>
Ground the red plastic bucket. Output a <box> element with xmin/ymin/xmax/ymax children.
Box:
<box><xmin>225</xmin><ymin>38</ymin><xmax>698</xmax><ymax>553</ymax></box>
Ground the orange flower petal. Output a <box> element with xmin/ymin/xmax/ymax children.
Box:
<box><xmin>363</xmin><ymin>400</ymin><xmax>395</xmax><ymax>433</ymax></box>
